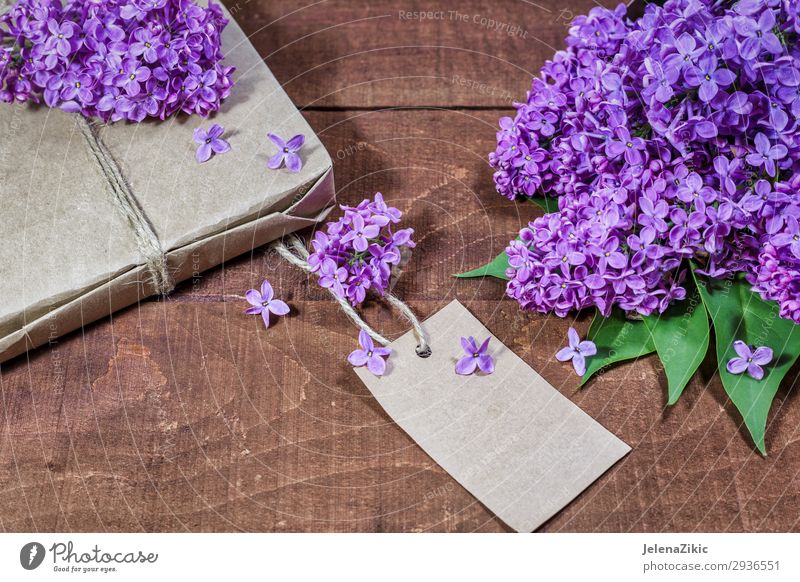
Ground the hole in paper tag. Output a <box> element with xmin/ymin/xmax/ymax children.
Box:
<box><xmin>352</xmin><ymin>299</ymin><xmax>630</xmax><ymax>532</ymax></box>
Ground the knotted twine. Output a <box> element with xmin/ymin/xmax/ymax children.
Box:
<box><xmin>272</xmin><ymin>235</ymin><xmax>431</xmax><ymax>356</ymax></box>
<box><xmin>1</xmin><ymin>2</ymin><xmax>175</xmax><ymax>293</ymax></box>
<box><xmin>75</xmin><ymin>116</ymin><xmax>174</xmax><ymax>294</ymax></box>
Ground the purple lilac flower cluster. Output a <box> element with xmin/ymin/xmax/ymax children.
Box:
<box><xmin>0</xmin><ymin>0</ymin><xmax>234</xmax><ymax>122</ymax></box>
<box><xmin>308</xmin><ymin>193</ymin><xmax>415</xmax><ymax>306</ymax></box>
<box><xmin>492</xmin><ymin>0</ymin><xmax>800</xmax><ymax>323</ymax></box>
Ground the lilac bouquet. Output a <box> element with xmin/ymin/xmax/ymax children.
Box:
<box><xmin>308</xmin><ymin>193</ymin><xmax>415</xmax><ymax>306</ymax></box>
<box><xmin>0</xmin><ymin>0</ymin><xmax>234</xmax><ymax>122</ymax></box>
<box><xmin>461</xmin><ymin>0</ymin><xmax>800</xmax><ymax>453</ymax></box>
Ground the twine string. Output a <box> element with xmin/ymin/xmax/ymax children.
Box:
<box><xmin>273</xmin><ymin>238</ymin><xmax>392</xmax><ymax>347</ymax></box>
<box><xmin>76</xmin><ymin>116</ymin><xmax>174</xmax><ymax>294</ymax></box>
<box><xmin>272</xmin><ymin>235</ymin><xmax>429</xmax><ymax>354</ymax></box>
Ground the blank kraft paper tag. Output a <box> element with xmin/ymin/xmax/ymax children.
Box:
<box><xmin>353</xmin><ymin>299</ymin><xmax>630</xmax><ymax>532</ymax></box>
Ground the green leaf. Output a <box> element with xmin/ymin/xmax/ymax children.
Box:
<box><xmin>454</xmin><ymin>196</ymin><xmax>556</xmax><ymax>280</ymax></box>
<box><xmin>453</xmin><ymin>249</ymin><xmax>510</xmax><ymax>280</ymax></box>
<box><xmin>582</xmin><ymin>308</ymin><xmax>656</xmax><ymax>385</ymax></box>
<box><xmin>643</xmin><ymin>275</ymin><xmax>711</xmax><ymax>405</ymax></box>
<box><xmin>692</xmin><ymin>270</ymin><xmax>800</xmax><ymax>455</ymax></box>
<box><xmin>529</xmin><ymin>196</ymin><xmax>559</xmax><ymax>213</ymax></box>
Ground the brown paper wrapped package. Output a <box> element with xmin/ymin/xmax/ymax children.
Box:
<box><xmin>0</xmin><ymin>6</ymin><xmax>335</xmax><ymax>363</ymax></box>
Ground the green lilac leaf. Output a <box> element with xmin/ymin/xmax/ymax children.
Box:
<box><xmin>692</xmin><ymin>270</ymin><xmax>800</xmax><ymax>455</ymax></box>
<box><xmin>453</xmin><ymin>249</ymin><xmax>510</xmax><ymax>280</ymax></box>
<box><xmin>529</xmin><ymin>196</ymin><xmax>559</xmax><ymax>213</ymax></box>
<box><xmin>454</xmin><ymin>196</ymin><xmax>556</xmax><ymax>280</ymax></box>
<box><xmin>643</xmin><ymin>274</ymin><xmax>711</xmax><ymax>405</ymax></box>
<box><xmin>582</xmin><ymin>308</ymin><xmax>656</xmax><ymax>385</ymax></box>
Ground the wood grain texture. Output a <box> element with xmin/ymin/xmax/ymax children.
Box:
<box><xmin>234</xmin><ymin>0</ymin><xmax>610</xmax><ymax>108</ymax></box>
<box><xmin>2</xmin><ymin>0</ymin><xmax>800</xmax><ymax>533</ymax></box>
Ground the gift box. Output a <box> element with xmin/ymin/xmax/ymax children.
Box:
<box><xmin>0</xmin><ymin>4</ymin><xmax>335</xmax><ymax>363</ymax></box>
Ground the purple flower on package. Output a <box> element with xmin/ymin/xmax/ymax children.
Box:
<box><xmin>348</xmin><ymin>330</ymin><xmax>391</xmax><ymax>376</ymax></box>
<box><xmin>267</xmin><ymin>133</ymin><xmax>305</xmax><ymax>172</ymax></box>
<box><xmin>0</xmin><ymin>0</ymin><xmax>235</xmax><ymax>122</ymax></box>
<box><xmin>244</xmin><ymin>280</ymin><xmax>290</xmax><ymax>329</ymax></box>
<box><xmin>455</xmin><ymin>336</ymin><xmax>495</xmax><ymax>376</ymax></box>
<box><xmin>45</xmin><ymin>20</ymin><xmax>76</xmax><ymax>57</ymax></box>
<box><xmin>193</xmin><ymin>124</ymin><xmax>231</xmax><ymax>163</ymax></box>
<box><xmin>556</xmin><ymin>328</ymin><xmax>596</xmax><ymax>376</ymax></box>
<box><xmin>726</xmin><ymin>341</ymin><xmax>773</xmax><ymax>380</ymax></box>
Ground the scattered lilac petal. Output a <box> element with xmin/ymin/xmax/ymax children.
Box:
<box><xmin>455</xmin><ymin>336</ymin><xmax>494</xmax><ymax>376</ymax></box>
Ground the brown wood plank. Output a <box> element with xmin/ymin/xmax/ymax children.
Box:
<box><xmin>2</xmin><ymin>108</ymin><xmax>799</xmax><ymax>532</ymax></box>
<box><xmin>232</xmin><ymin>0</ymin><xmax>617</xmax><ymax>109</ymax></box>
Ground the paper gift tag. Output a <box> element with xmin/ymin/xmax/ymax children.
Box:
<box><xmin>353</xmin><ymin>299</ymin><xmax>630</xmax><ymax>532</ymax></box>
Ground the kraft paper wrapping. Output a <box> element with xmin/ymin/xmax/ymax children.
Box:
<box><xmin>354</xmin><ymin>300</ymin><xmax>630</xmax><ymax>532</ymax></box>
<box><xmin>0</xmin><ymin>5</ymin><xmax>335</xmax><ymax>363</ymax></box>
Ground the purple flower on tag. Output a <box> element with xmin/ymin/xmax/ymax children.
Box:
<box><xmin>348</xmin><ymin>330</ymin><xmax>391</xmax><ymax>376</ymax></box>
<box><xmin>193</xmin><ymin>124</ymin><xmax>230</xmax><ymax>163</ymax></box>
<box><xmin>455</xmin><ymin>336</ymin><xmax>495</xmax><ymax>376</ymax></box>
<box><xmin>556</xmin><ymin>328</ymin><xmax>596</xmax><ymax>376</ymax></box>
<box><xmin>267</xmin><ymin>133</ymin><xmax>305</xmax><ymax>172</ymax></box>
<box><xmin>726</xmin><ymin>341</ymin><xmax>773</xmax><ymax>380</ymax></box>
<box><xmin>244</xmin><ymin>280</ymin><xmax>290</xmax><ymax>329</ymax></box>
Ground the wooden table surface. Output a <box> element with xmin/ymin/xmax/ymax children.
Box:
<box><xmin>2</xmin><ymin>0</ymin><xmax>800</xmax><ymax>533</ymax></box>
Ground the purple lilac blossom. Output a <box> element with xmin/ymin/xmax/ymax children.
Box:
<box><xmin>0</xmin><ymin>0</ymin><xmax>235</xmax><ymax>122</ymax></box>
<box><xmin>267</xmin><ymin>133</ymin><xmax>305</xmax><ymax>172</ymax></box>
<box><xmin>307</xmin><ymin>193</ymin><xmax>416</xmax><ymax>307</ymax></box>
<box><xmin>490</xmin><ymin>1</ymin><xmax>800</xmax><ymax>324</ymax></box>
<box><xmin>555</xmin><ymin>327</ymin><xmax>597</xmax><ymax>376</ymax></box>
<box><xmin>348</xmin><ymin>330</ymin><xmax>391</xmax><ymax>376</ymax></box>
<box><xmin>455</xmin><ymin>336</ymin><xmax>494</xmax><ymax>376</ymax></box>
<box><xmin>193</xmin><ymin>124</ymin><xmax>230</xmax><ymax>163</ymax></box>
<box><xmin>726</xmin><ymin>340</ymin><xmax>774</xmax><ymax>380</ymax></box>
<box><xmin>244</xmin><ymin>280</ymin><xmax>290</xmax><ymax>329</ymax></box>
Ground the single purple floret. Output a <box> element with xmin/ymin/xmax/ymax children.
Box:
<box><xmin>193</xmin><ymin>124</ymin><xmax>230</xmax><ymax>163</ymax></box>
<box><xmin>341</xmin><ymin>214</ymin><xmax>380</xmax><ymax>253</ymax></box>
<box><xmin>318</xmin><ymin>258</ymin><xmax>349</xmax><ymax>298</ymax></box>
<box><xmin>348</xmin><ymin>330</ymin><xmax>391</xmax><ymax>376</ymax></box>
<box><xmin>455</xmin><ymin>336</ymin><xmax>495</xmax><ymax>376</ymax></box>
<box><xmin>555</xmin><ymin>328</ymin><xmax>597</xmax><ymax>376</ymax></box>
<box><xmin>746</xmin><ymin>133</ymin><xmax>787</xmax><ymax>178</ymax></box>
<box><xmin>605</xmin><ymin>126</ymin><xmax>646</xmax><ymax>166</ymax></box>
<box><xmin>244</xmin><ymin>280</ymin><xmax>290</xmax><ymax>329</ymax></box>
<box><xmin>726</xmin><ymin>340</ymin><xmax>773</xmax><ymax>380</ymax></box>
<box><xmin>267</xmin><ymin>133</ymin><xmax>305</xmax><ymax>172</ymax></box>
